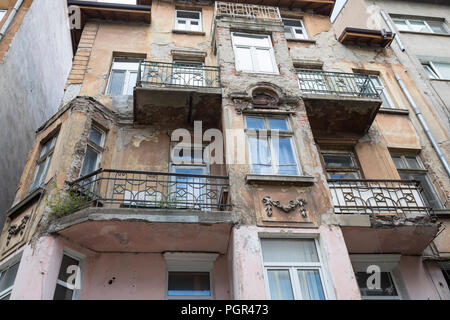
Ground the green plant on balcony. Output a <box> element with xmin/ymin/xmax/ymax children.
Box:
<box><xmin>46</xmin><ymin>184</ymin><xmax>89</xmax><ymax>219</ymax></box>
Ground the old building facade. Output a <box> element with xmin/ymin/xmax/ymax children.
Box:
<box><xmin>0</xmin><ymin>0</ymin><xmax>448</xmax><ymax>300</ymax></box>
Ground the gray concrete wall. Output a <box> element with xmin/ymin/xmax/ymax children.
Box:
<box><xmin>0</xmin><ymin>0</ymin><xmax>73</xmax><ymax>227</ymax></box>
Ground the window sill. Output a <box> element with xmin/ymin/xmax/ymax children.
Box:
<box><xmin>7</xmin><ymin>187</ymin><xmax>45</xmax><ymax>219</ymax></box>
<box><xmin>378</xmin><ymin>108</ymin><xmax>410</xmax><ymax>115</ymax></box>
<box><xmin>286</xmin><ymin>38</ymin><xmax>316</xmax><ymax>44</ymax></box>
<box><xmin>172</xmin><ymin>29</ymin><xmax>206</xmax><ymax>36</ymax></box>
<box><xmin>430</xmin><ymin>78</ymin><xmax>450</xmax><ymax>82</ymax></box>
<box><xmin>246</xmin><ymin>174</ymin><xmax>316</xmax><ymax>186</ymax></box>
<box><xmin>399</xmin><ymin>30</ymin><xmax>450</xmax><ymax>37</ymax></box>
<box><xmin>235</xmin><ymin>70</ymin><xmax>280</xmax><ymax>76</ymax></box>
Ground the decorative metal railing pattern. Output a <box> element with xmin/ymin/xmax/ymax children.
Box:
<box><xmin>328</xmin><ymin>179</ymin><xmax>431</xmax><ymax>216</ymax></box>
<box><xmin>137</xmin><ymin>61</ymin><xmax>221</xmax><ymax>88</ymax></box>
<box><xmin>69</xmin><ymin>169</ymin><xmax>230</xmax><ymax>211</ymax></box>
<box><xmin>297</xmin><ymin>69</ymin><xmax>380</xmax><ymax>98</ymax></box>
<box><xmin>214</xmin><ymin>1</ymin><xmax>281</xmax><ymax>22</ymax></box>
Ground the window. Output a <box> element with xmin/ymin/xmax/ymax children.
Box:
<box><xmin>283</xmin><ymin>18</ymin><xmax>308</xmax><ymax>40</ymax></box>
<box><xmin>439</xmin><ymin>261</ymin><xmax>450</xmax><ymax>289</ymax></box>
<box><xmin>29</xmin><ymin>135</ymin><xmax>58</xmax><ymax>192</ymax></box>
<box><xmin>53</xmin><ymin>251</ymin><xmax>83</xmax><ymax>300</ymax></box>
<box><xmin>391</xmin><ymin>153</ymin><xmax>443</xmax><ymax>209</ymax></box>
<box><xmin>232</xmin><ymin>33</ymin><xmax>278</xmax><ymax>74</ymax></box>
<box><xmin>164</xmin><ymin>252</ymin><xmax>218</xmax><ymax>300</ymax></box>
<box><xmin>321</xmin><ymin>150</ymin><xmax>361</xmax><ymax>180</ymax></box>
<box><xmin>351</xmin><ymin>254</ymin><xmax>404</xmax><ymax>300</ymax></box>
<box><xmin>261</xmin><ymin>238</ymin><xmax>328</xmax><ymax>300</ymax></box>
<box><xmin>80</xmin><ymin>126</ymin><xmax>105</xmax><ymax>177</ymax></box>
<box><xmin>107</xmin><ymin>58</ymin><xmax>142</xmax><ymax>95</ymax></box>
<box><xmin>0</xmin><ymin>9</ymin><xmax>6</xmax><ymax>22</ymax></box>
<box><xmin>421</xmin><ymin>61</ymin><xmax>450</xmax><ymax>80</ymax></box>
<box><xmin>0</xmin><ymin>256</ymin><xmax>21</xmax><ymax>300</ymax></box>
<box><xmin>368</xmin><ymin>75</ymin><xmax>395</xmax><ymax>109</ymax></box>
<box><xmin>175</xmin><ymin>9</ymin><xmax>202</xmax><ymax>32</ymax></box>
<box><xmin>171</xmin><ymin>61</ymin><xmax>205</xmax><ymax>86</ymax></box>
<box><xmin>392</xmin><ymin>18</ymin><xmax>449</xmax><ymax>34</ymax></box>
<box><xmin>245</xmin><ymin>116</ymin><xmax>299</xmax><ymax>176</ymax></box>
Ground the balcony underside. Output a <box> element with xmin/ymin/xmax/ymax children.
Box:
<box><xmin>340</xmin><ymin>216</ymin><xmax>439</xmax><ymax>255</ymax></box>
<box><xmin>134</xmin><ymin>87</ymin><xmax>222</xmax><ymax>127</ymax></box>
<box><xmin>48</xmin><ymin>208</ymin><xmax>236</xmax><ymax>253</ymax></box>
<box><xmin>303</xmin><ymin>95</ymin><xmax>381</xmax><ymax>137</ymax></box>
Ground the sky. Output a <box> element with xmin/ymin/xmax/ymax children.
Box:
<box><xmin>331</xmin><ymin>0</ymin><xmax>347</xmax><ymax>22</ymax></box>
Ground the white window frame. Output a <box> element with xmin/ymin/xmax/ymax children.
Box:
<box><xmin>163</xmin><ymin>252</ymin><xmax>218</xmax><ymax>300</ymax></box>
<box><xmin>369</xmin><ymin>75</ymin><xmax>395</xmax><ymax>109</ymax></box>
<box><xmin>260</xmin><ymin>237</ymin><xmax>331</xmax><ymax>300</ymax></box>
<box><xmin>79</xmin><ymin>125</ymin><xmax>106</xmax><ymax>178</ymax></box>
<box><xmin>245</xmin><ymin>116</ymin><xmax>301</xmax><ymax>176</ymax></box>
<box><xmin>54</xmin><ymin>248</ymin><xmax>85</xmax><ymax>301</ymax></box>
<box><xmin>174</xmin><ymin>9</ymin><xmax>202</xmax><ymax>32</ymax></box>
<box><xmin>231</xmin><ymin>32</ymin><xmax>278</xmax><ymax>74</ymax></box>
<box><xmin>106</xmin><ymin>57</ymin><xmax>141</xmax><ymax>95</ymax></box>
<box><xmin>392</xmin><ymin>17</ymin><xmax>449</xmax><ymax>34</ymax></box>
<box><xmin>282</xmin><ymin>18</ymin><xmax>308</xmax><ymax>40</ymax></box>
<box><xmin>422</xmin><ymin>61</ymin><xmax>450</xmax><ymax>80</ymax></box>
<box><xmin>0</xmin><ymin>9</ymin><xmax>7</xmax><ymax>22</ymax></box>
<box><xmin>351</xmin><ymin>254</ymin><xmax>405</xmax><ymax>300</ymax></box>
<box><xmin>0</xmin><ymin>250</ymin><xmax>23</xmax><ymax>300</ymax></box>
<box><xmin>29</xmin><ymin>134</ymin><xmax>58</xmax><ymax>192</ymax></box>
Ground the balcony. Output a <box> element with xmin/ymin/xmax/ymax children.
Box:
<box><xmin>214</xmin><ymin>1</ymin><xmax>282</xmax><ymax>22</ymax></box>
<box><xmin>133</xmin><ymin>61</ymin><xmax>222</xmax><ymax>127</ymax></box>
<box><xmin>297</xmin><ymin>69</ymin><xmax>382</xmax><ymax>138</ymax></box>
<box><xmin>47</xmin><ymin>169</ymin><xmax>235</xmax><ymax>253</ymax></box>
<box><xmin>327</xmin><ymin>179</ymin><xmax>439</xmax><ymax>255</ymax></box>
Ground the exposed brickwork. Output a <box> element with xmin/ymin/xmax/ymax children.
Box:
<box><xmin>65</xmin><ymin>23</ymin><xmax>99</xmax><ymax>86</ymax></box>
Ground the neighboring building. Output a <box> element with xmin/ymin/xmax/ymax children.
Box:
<box><xmin>0</xmin><ymin>0</ymin><xmax>448</xmax><ymax>300</ymax></box>
<box><xmin>0</xmin><ymin>0</ymin><xmax>73</xmax><ymax>229</ymax></box>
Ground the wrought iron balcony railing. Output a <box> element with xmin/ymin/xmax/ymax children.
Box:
<box><xmin>328</xmin><ymin>179</ymin><xmax>431</xmax><ymax>216</ymax></box>
<box><xmin>69</xmin><ymin>169</ymin><xmax>230</xmax><ymax>212</ymax></box>
<box><xmin>297</xmin><ymin>69</ymin><xmax>380</xmax><ymax>98</ymax></box>
<box><xmin>137</xmin><ymin>61</ymin><xmax>221</xmax><ymax>89</ymax></box>
<box><xmin>214</xmin><ymin>1</ymin><xmax>281</xmax><ymax>22</ymax></box>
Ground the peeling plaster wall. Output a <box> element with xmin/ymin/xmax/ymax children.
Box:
<box><xmin>0</xmin><ymin>0</ymin><xmax>73</xmax><ymax>228</ymax></box>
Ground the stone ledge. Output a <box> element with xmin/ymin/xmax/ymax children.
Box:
<box><xmin>246</xmin><ymin>174</ymin><xmax>316</xmax><ymax>186</ymax></box>
<box><xmin>287</xmin><ymin>38</ymin><xmax>316</xmax><ymax>44</ymax></box>
<box><xmin>172</xmin><ymin>29</ymin><xmax>206</xmax><ymax>36</ymax></box>
<box><xmin>321</xmin><ymin>213</ymin><xmax>371</xmax><ymax>227</ymax></box>
<box><xmin>378</xmin><ymin>108</ymin><xmax>409</xmax><ymax>115</ymax></box>
<box><xmin>47</xmin><ymin>207</ymin><xmax>237</xmax><ymax>233</ymax></box>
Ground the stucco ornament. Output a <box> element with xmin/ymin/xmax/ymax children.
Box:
<box><xmin>262</xmin><ymin>196</ymin><xmax>307</xmax><ymax>218</ymax></box>
<box><xmin>7</xmin><ymin>215</ymin><xmax>30</xmax><ymax>245</ymax></box>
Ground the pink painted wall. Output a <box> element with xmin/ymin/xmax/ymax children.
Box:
<box><xmin>230</xmin><ymin>225</ymin><xmax>361</xmax><ymax>300</ymax></box>
<box><xmin>398</xmin><ymin>256</ymin><xmax>443</xmax><ymax>300</ymax></box>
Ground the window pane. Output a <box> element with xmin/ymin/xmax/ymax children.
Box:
<box><xmin>88</xmin><ymin>128</ymin><xmax>103</xmax><ymax>146</ymax></box>
<box><xmin>427</xmin><ymin>21</ymin><xmax>447</xmax><ymax>33</ymax></box>
<box><xmin>297</xmin><ymin>270</ymin><xmax>325</xmax><ymax>300</ymax></box>
<box><xmin>234</xmin><ymin>47</ymin><xmax>253</xmax><ymax>71</ymax></box>
<box><xmin>284</xmin><ymin>27</ymin><xmax>294</xmax><ymax>39</ymax></box>
<box><xmin>167</xmin><ymin>272</ymin><xmax>210</xmax><ymax>296</ymax></box>
<box><xmin>434</xmin><ymin>62</ymin><xmax>450</xmax><ymax>80</ymax></box>
<box><xmin>177</xmin><ymin>11</ymin><xmax>200</xmax><ymax>20</ymax></box>
<box><xmin>410</xmin><ymin>173</ymin><xmax>442</xmax><ymax>209</ymax></box>
<box><xmin>272</xmin><ymin>137</ymin><xmax>298</xmax><ymax>175</ymax></box>
<box><xmin>80</xmin><ymin>146</ymin><xmax>99</xmax><ymax>177</ymax></box>
<box><xmin>58</xmin><ymin>255</ymin><xmax>80</xmax><ymax>283</ymax></box>
<box><xmin>328</xmin><ymin>172</ymin><xmax>359</xmax><ymax>180</ymax></box>
<box><xmin>268</xmin><ymin>119</ymin><xmax>288</xmax><ymax>131</ymax></box>
<box><xmin>323</xmin><ymin>154</ymin><xmax>355</xmax><ymax>168</ymax></box>
<box><xmin>127</xmin><ymin>72</ymin><xmax>138</xmax><ymax>95</ymax></box>
<box><xmin>233</xmin><ymin>34</ymin><xmax>270</xmax><ymax>47</ymax></box>
<box><xmin>283</xmin><ymin>19</ymin><xmax>303</xmax><ymax>27</ymax></box>
<box><xmin>392</xmin><ymin>156</ymin><xmax>405</xmax><ymax>169</ymax></box>
<box><xmin>261</xmin><ymin>239</ymin><xmax>319</xmax><ymax>263</ymax></box>
<box><xmin>53</xmin><ymin>284</ymin><xmax>74</xmax><ymax>300</ymax></box>
<box><xmin>245</xmin><ymin>117</ymin><xmax>265</xmax><ymax>130</ymax></box>
<box><xmin>405</xmin><ymin>156</ymin><xmax>421</xmax><ymax>169</ymax></box>
<box><xmin>393</xmin><ymin>19</ymin><xmax>409</xmax><ymax>31</ymax></box>
<box><xmin>255</xmin><ymin>48</ymin><xmax>275</xmax><ymax>73</ymax></box>
<box><xmin>0</xmin><ymin>262</ymin><xmax>20</xmax><ymax>293</ymax></box>
<box><xmin>30</xmin><ymin>162</ymin><xmax>46</xmax><ymax>191</ymax></box>
<box><xmin>248</xmin><ymin>136</ymin><xmax>272</xmax><ymax>174</ymax></box>
<box><xmin>409</xmin><ymin>20</ymin><xmax>428</xmax><ymax>32</ymax></box>
<box><xmin>108</xmin><ymin>70</ymin><xmax>126</xmax><ymax>95</ymax></box>
<box><xmin>356</xmin><ymin>271</ymin><xmax>399</xmax><ymax>297</ymax></box>
<box><xmin>267</xmin><ymin>270</ymin><xmax>294</xmax><ymax>300</ymax></box>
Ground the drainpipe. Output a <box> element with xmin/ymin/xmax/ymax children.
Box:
<box><xmin>0</xmin><ymin>0</ymin><xmax>24</xmax><ymax>41</ymax></box>
<box><xmin>395</xmin><ymin>74</ymin><xmax>450</xmax><ymax>177</ymax></box>
<box><xmin>380</xmin><ymin>9</ymin><xmax>405</xmax><ymax>52</ymax></box>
